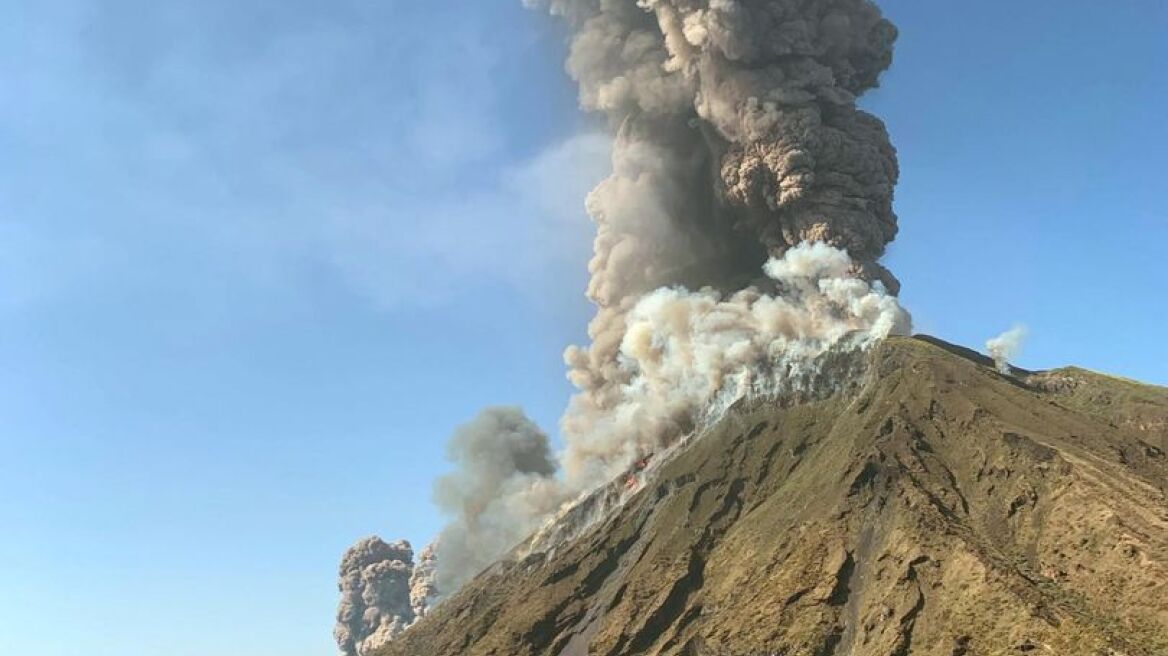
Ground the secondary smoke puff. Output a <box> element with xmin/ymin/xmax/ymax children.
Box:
<box><xmin>334</xmin><ymin>537</ymin><xmax>416</xmax><ymax>656</ymax></box>
<box><xmin>431</xmin><ymin>407</ymin><xmax>565</xmax><ymax>595</ymax></box>
<box><xmin>987</xmin><ymin>325</ymin><xmax>1027</xmax><ymax>374</ymax></box>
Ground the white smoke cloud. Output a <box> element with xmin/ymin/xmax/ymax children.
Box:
<box><xmin>986</xmin><ymin>325</ymin><xmax>1027</xmax><ymax>374</ymax></box>
<box><xmin>560</xmin><ymin>242</ymin><xmax>909</xmax><ymax>487</ymax></box>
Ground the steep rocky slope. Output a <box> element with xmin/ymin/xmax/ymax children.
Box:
<box><xmin>380</xmin><ymin>336</ymin><xmax>1168</xmax><ymax>656</ymax></box>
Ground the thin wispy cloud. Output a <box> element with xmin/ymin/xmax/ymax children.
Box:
<box><xmin>1</xmin><ymin>0</ymin><xmax>601</xmax><ymax>317</ymax></box>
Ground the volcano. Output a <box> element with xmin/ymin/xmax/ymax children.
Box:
<box><xmin>376</xmin><ymin>336</ymin><xmax>1168</xmax><ymax>656</ymax></box>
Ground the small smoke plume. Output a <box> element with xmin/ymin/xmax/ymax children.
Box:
<box><xmin>431</xmin><ymin>407</ymin><xmax>565</xmax><ymax>594</ymax></box>
<box><xmin>532</xmin><ymin>0</ymin><xmax>906</xmax><ymax>486</ymax></box>
<box><xmin>986</xmin><ymin>325</ymin><xmax>1027</xmax><ymax>374</ymax></box>
<box><xmin>340</xmin><ymin>0</ymin><xmax>913</xmax><ymax>629</ymax></box>
<box><xmin>334</xmin><ymin>538</ymin><xmax>416</xmax><ymax>656</ymax></box>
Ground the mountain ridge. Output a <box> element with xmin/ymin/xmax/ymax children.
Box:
<box><xmin>378</xmin><ymin>336</ymin><xmax>1168</xmax><ymax>656</ymax></box>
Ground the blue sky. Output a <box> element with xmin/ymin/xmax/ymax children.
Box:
<box><xmin>0</xmin><ymin>2</ymin><xmax>1164</xmax><ymax>655</ymax></box>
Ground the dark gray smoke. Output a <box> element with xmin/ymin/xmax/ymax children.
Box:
<box><xmin>334</xmin><ymin>538</ymin><xmax>416</xmax><ymax>656</ymax></box>
<box><xmin>542</xmin><ymin>0</ymin><xmax>900</xmax><ymax>293</ymax></box>
<box><xmin>431</xmin><ymin>407</ymin><xmax>564</xmax><ymax>594</ymax></box>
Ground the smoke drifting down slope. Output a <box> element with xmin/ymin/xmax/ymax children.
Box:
<box><xmin>337</xmin><ymin>2</ymin><xmax>910</xmax><ymax>650</ymax></box>
<box><xmin>987</xmin><ymin>325</ymin><xmax>1027</xmax><ymax>374</ymax></box>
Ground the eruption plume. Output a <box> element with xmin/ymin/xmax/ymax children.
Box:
<box><xmin>337</xmin><ymin>1</ymin><xmax>911</xmax><ymax>643</ymax></box>
<box><xmin>543</xmin><ymin>0</ymin><xmax>907</xmax><ymax>487</ymax></box>
<box><xmin>986</xmin><ymin>325</ymin><xmax>1027</xmax><ymax>374</ymax></box>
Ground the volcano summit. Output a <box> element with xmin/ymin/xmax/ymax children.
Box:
<box><xmin>377</xmin><ymin>337</ymin><xmax>1168</xmax><ymax>656</ymax></box>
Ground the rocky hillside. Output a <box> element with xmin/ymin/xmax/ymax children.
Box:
<box><xmin>379</xmin><ymin>336</ymin><xmax>1168</xmax><ymax>656</ymax></box>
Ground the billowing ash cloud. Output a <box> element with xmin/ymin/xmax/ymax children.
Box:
<box><xmin>540</xmin><ymin>0</ymin><xmax>901</xmax><ymax>293</ymax></box>
<box><xmin>987</xmin><ymin>325</ymin><xmax>1027</xmax><ymax>374</ymax></box>
<box><xmin>339</xmin><ymin>0</ymin><xmax>912</xmax><ymax>633</ymax></box>
<box><xmin>537</xmin><ymin>0</ymin><xmax>906</xmax><ymax>484</ymax></box>
<box><xmin>334</xmin><ymin>538</ymin><xmax>416</xmax><ymax>656</ymax></box>
<box><xmin>431</xmin><ymin>407</ymin><xmax>564</xmax><ymax>594</ymax></box>
<box><xmin>334</xmin><ymin>537</ymin><xmax>442</xmax><ymax>655</ymax></box>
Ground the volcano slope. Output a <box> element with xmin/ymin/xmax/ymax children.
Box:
<box><xmin>380</xmin><ymin>336</ymin><xmax>1168</xmax><ymax>656</ymax></box>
